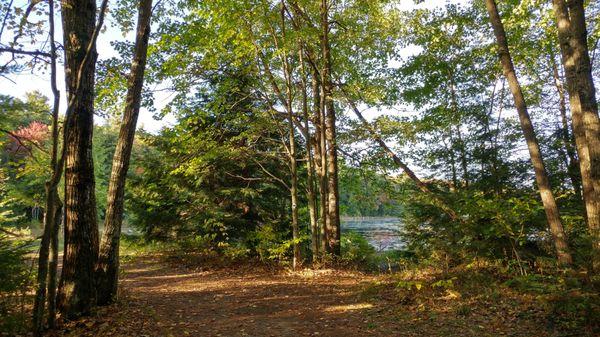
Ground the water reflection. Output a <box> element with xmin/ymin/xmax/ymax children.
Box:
<box><xmin>341</xmin><ymin>217</ymin><xmax>404</xmax><ymax>251</ymax></box>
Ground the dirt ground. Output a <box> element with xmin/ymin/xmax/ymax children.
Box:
<box><xmin>47</xmin><ymin>255</ymin><xmax>595</xmax><ymax>337</ymax></box>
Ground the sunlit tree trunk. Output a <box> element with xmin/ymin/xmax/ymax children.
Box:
<box><xmin>96</xmin><ymin>0</ymin><xmax>153</xmax><ymax>305</ymax></box>
<box><xmin>552</xmin><ymin>0</ymin><xmax>600</xmax><ymax>265</ymax></box>
<box><xmin>58</xmin><ymin>0</ymin><xmax>105</xmax><ymax>318</ymax></box>
<box><xmin>321</xmin><ymin>0</ymin><xmax>340</xmax><ymax>256</ymax></box>
<box><xmin>485</xmin><ymin>0</ymin><xmax>572</xmax><ymax>266</ymax></box>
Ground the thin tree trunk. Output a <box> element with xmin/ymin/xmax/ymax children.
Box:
<box><xmin>300</xmin><ymin>49</ymin><xmax>319</xmax><ymax>261</ymax></box>
<box><xmin>448</xmin><ymin>73</ymin><xmax>469</xmax><ymax>188</ymax></box>
<box><xmin>58</xmin><ymin>0</ymin><xmax>106</xmax><ymax>318</ymax></box>
<box><xmin>32</xmin><ymin>0</ymin><xmax>61</xmax><ymax>333</ymax></box>
<box><xmin>46</xmin><ymin>202</ymin><xmax>61</xmax><ymax>329</ymax></box>
<box><xmin>340</xmin><ymin>90</ymin><xmax>460</xmax><ymax>221</ymax></box>
<box><xmin>550</xmin><ymin>50</ymin><xmax>582</xmax><ymax>200</ymax></box>
<box><xmin>287</xmin><ymin>107</ymin><xmax>300</xmax><ymax>270</ymax></box>
<box><xmin>485</xmin><ymin>0</ymin><xmax>572</xmax><ymax>266</ymax></box>
<box><xmin>312</xmin><ymin>72</ymin><xmax>328</xmax><ymax>259</ymax></box>
<box><xmin>321</xmin><ymin>0</ymin><xmax>340</xmax><ymax>256</ymax></box>
<box><xmin>96</xmin><ymin>0</ymin><xmax>153</xmax><ymax>305</ymax></box>
<box><xmin>552</xmin><ymin>0</ymin><xmax>600</xmax><ymax>264</ymax></box>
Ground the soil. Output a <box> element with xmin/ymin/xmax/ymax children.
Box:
<box><xmin>47</xmin><ymin>255</ymin><xmax>595</xmax><ymax>337</ymax></box>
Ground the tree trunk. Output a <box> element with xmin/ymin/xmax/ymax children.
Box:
<box><xmin>485</xmin><ymin>0</ymin><xmax>572</xmax><ymax>266</ymax></box>
<box><xmin>57</xmin><ymin>0</ymin><xmax>102</xmax><ymax>318</ymax></box>
<box><xmin>448</xmin><ymin>73</ymin><xmax>469</xmax><ymax>188</ymax></box>
<box><xmin>312</xmin><ymin>63</ymin><xmax>329</xmax><ymax>258</ymax></box>
<box><xmin>32</xmin><ymin>189</ymin><xmax>59</xmax><ymax>336</ymax></box>
<box><xmin>300</xmin><ymin>50</ymin><xmax>319</xmax><ymax>261</ymax></box>
<box><xmin>550</xmin><ymin>51</ymin><xmax>582</xmax><ymax>200</ymax></box>
<box><xmin>321</xmin><ymin>0</ymin><xmax>340</xmax><ymax>256</ymax></box>
<box><xmin>47</xmin><ymin>202</ymin><xmax>62</xmax><ymax>329</ymax></box>
<box><xmin>96</xmin><ymin>0</ymin><xmax>153</xmax><ymax>305</ymax></box>
<box><xmin>552</xmin><ymin>0</ymin><xmax>600</xmax><ymax>265</ymax></box>
<box><xmin>288</xmin><ymin>112</ymin><xmax>300</xmax><ymax>269</ymax></box>
<box><xmin>341</xmin><ymin>91</ymin><xmax>460</xmax><ymax>221</ymax></box>
<box><xmin>32</xmin><ymin>1</ymin><xmax>61</xmax><ymax>333</ymax></box>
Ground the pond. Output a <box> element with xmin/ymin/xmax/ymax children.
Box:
<box><xmin>341</xmin><ymin>217</ymin><xmax>404</xmax><ymax>251</ymax></box>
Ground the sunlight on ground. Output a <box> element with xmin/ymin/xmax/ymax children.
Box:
<box><xmin>324</xmin><ymin>303</ymin><xmax>374</xmax><ymax>313</ymax></box>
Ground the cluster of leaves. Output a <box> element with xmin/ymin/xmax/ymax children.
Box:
<box><xmin>125</xmin><ymin>65</ymin><xmax>300</xmax><ymax>261</ymax></box>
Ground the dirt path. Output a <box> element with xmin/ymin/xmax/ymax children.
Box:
<box><xmin>53</xmin><ymin>256</ymin><xmax>398</xmax><ymax>337</ymax></box>
<box><xmin>50</xmin><ymin>256</ymin><xmax>590</xmax><ymax>337</ymax></box>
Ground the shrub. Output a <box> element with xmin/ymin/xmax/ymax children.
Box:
<box><xmin>341</xmin><ymin>231</ymin><xmax>375</xmax><ymax>265</ymax></box>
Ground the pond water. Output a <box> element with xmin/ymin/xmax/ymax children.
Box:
<box><xmin>341</xmin><ymin>217</ymin><xmax>404</xmax><ymax>251</ymax></box>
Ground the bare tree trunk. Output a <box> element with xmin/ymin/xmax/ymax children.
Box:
<box><xmin>300</xmin><ymin>49</ymin><xmax>319</xmax><ymax>261</ymax></box>
<box><xmin>550</xmin><ymin>51</ymin><xmax>582</xmax><ymax>200</ymax></box>
<box><xmin>485</xmin><ymin>0</ymin><xmax>572</xmax><ymax>266</ymax></box>
<box><xmin>552</xmin><ymin>0</ymin><xmax>600</xmax><ymax>265</ymax></box>
<box><xmin>96</xmin><ymin>0</ymin><xmax>153</xmax><ymax>305</ymax></box>
<box><xmin>287</xmin><ymin>109</ymin><xmax>300</xmax><ymax>269</ymax></box>
<box><xmin>32</xmin><ymin>1</ymin><xmax>61</xmax><ymax>333</ymax></box>
<box><xmin>448</xmin><ymin>73</ymin><xmax>469</xmax><ymax>188</ymax></box>
<box><xmin>47</xmin><ymin>202</ymin><xmax>62</xmax><ymax>329</ymax></box>
<box><xmin>320</xmin><ymin>0</ymin><xmax>340</xmax><ymax>256</ymax></box>
<box><xmin>57</xmin><ymin>0</ymin><xmax>106</xmax><ymax>318</ymax></box>
<box><xmin>312</xmin><ymin>65</ymin><xmax>329</xmax><ymax>258</ymax></box>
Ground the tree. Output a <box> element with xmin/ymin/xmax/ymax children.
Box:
<box><xmin>32</xmin><ymin>0</ymin><xmax>62</xmax><ymax>333</ymax></box>
<box><xmin>485</xmin><ymin>0</ymin><xmax>572</xmax><ymax>266</ymax></box>
<box><xmin>57</xmin><ymin>0</ymin><xmax>108</xmax><ymax>318</ymax></box>
<box><xmin>96</xmin><ymin>0</ymin><xmax>153</xmax><ymax>306</ymax></box>
<box><xmin>320</xmin><ymin>0</ymin><xmax>340</xmax><ymax>256</ymax></box>
<box><xmin>552</xmin><ymin>0</ymin><xmax>600</xmax><ymax>265</ymax></box>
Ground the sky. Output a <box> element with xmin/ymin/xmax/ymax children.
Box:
<box><xmin>0</xmin><ymin>0</ymin><xmax>466</xmax><ymax>134</ymax></box>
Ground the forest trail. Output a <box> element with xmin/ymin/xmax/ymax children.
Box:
<box><xmin>118</xmin><ymin>256</ymin><xmax>385</xmax><ymax>337</ymax></box>
<box><xmin>49</xmin><ymin>256</ymin><xmax>566</xmax><ymax>337</ymax></box>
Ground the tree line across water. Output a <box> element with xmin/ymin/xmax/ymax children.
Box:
<box><xmin>0</xmin><ymin>0</ymin><xmax>599</xmax><ymax>335</ymax></box>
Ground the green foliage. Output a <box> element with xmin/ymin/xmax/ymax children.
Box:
<box><xmin>339</xmin><ymin>164</ymin><xmax>403</xmax><ymax>217</ymax></box>
<box><xmin>340</xmin><ymin>231</ymin><xmax>376</xmax><ymax>265</ymax></box>
<box><xmin>0</xmin><ymin>231</ymin><xmax>34</xmax><ymax>335</ymax></box>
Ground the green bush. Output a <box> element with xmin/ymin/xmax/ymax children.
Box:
<box><xmin>341</xmin><ymin>231</ymin><xmax>375</xmax><ymax>265</ymax></box>
<box><xmin>0</xmin><ymin>233</ymin><xmax>34</xmax><ymax>335</ymax></box>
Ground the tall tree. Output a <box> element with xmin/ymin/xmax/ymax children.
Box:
<box><xmin>57</xmin><ymin>0</ymin><xmax>107</xmax><ymax>318</ymax></box>
<box><xmin>299</xmin><ymin>49</ymin><xmax>319</xmax><ymax>260</ymax></box>
<box><xmin>31</xmin><ymin>1</ymin><xmax>62</xmax><ymax>334</ymax></box>
<box><xmin>485</xmin><ymin>0</ymin><xmax>572</xmax><ymax>266</ymax></box>
<box><xmin>96</xmin><ymin>0</ymin><xmax>154</xmax><ymax>305</ymax></box>
<box><xmin>552</xmin><ymin>0</ymin><xmax>600</xmax><ymax>264</ymax></box>
<box><xmin>320</xmin><ymin>0</ymin><xmax>340</xmax><ymax>256</ymax></box>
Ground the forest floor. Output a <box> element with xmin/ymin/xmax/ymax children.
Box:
<box><xmin>47</xmin><ymin>254</ymin><xmax>597</xmax><ymax>337</ymax></box>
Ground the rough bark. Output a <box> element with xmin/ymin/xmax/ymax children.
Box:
<box><xmin>96</xmin><ymin>0</ymin><xmax>153</xmax><ymax>305</ymax></box>
<box><xmin>57</xmin><ymin>0</ymin><xmax>105</xmax><ymax>318</ymax></box>
<box><xmin>486</xmin><ymin>0</ymin><xmax>572</xmax><ymax>266</ymax></box>
<box><xmin>321</xmin><ymin>0</ymin><xmax>340</xmax><ymax>256</ymax></box>
<box><xmin>552</xmin><ymin>0</ymin><xmax>600</xmax><ymax>264</ymax></box>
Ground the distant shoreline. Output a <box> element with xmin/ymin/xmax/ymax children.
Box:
<box><xmin>340</xmin><ymin>216</ymin><xmax>400</xmax><ymax>221</ymax></box>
